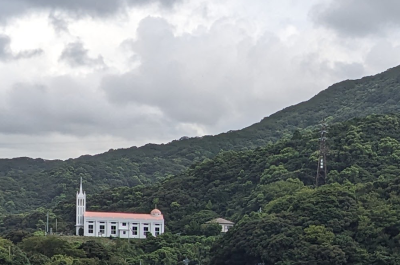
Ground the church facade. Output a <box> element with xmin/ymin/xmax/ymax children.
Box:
<box><xmin>76</xmin><ymin>179</ymin><xmax>164</xmax><ymax>238</ymax></box>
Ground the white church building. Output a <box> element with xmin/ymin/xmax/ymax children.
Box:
<box><xmin>76</xmin><ymin>179</ymin><xmax>164</xmax><ymax>238</ymax></box>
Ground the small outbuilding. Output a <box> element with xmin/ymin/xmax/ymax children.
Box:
<box><xmin>207</xmin><ymin>218</ymin><xmax>234</xmax><ymax>233</ymax></box>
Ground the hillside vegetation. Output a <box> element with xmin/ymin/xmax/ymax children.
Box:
<box><xmin>79</xmin><ymin>114</ymin><xmax>400</xmax><ymax>229</ymax></box>
<box><xmin>3</xmin><ymin>114</ymin><xmax>400</xmax><ymax>264</ymax></box>
<box><xmin>74</xmin><ymin>114</ymin><xmax>400</xmax><ymax>264</ymax></box>
<box><xmin>2</xmin><ymin>65</ymin><xmax>400</xmax><ymax>214</ymax></box>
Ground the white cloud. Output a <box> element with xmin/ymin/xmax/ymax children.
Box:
<box><xmin>0</xmin><ymin>0</ymin><xmax>399</xmax><ymax>159</ymax></box>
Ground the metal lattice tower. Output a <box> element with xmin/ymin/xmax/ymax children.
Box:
<box><xmin>316</xmin><ymin>120</ymin><xmax>328</xmax><ymax>187</ymax></box>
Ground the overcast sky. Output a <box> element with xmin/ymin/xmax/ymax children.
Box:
<box><xmin>1</xmin><ymin>0</ymin><xmax>400</xmax><ymax>159</ymax></box>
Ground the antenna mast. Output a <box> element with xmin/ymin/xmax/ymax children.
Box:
<box><xmin>316</xmin><ymin>119</ymin><xmax>328</xmax><ymax>187</ymax></box>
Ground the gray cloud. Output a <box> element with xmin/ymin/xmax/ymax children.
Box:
<box><xmin>298</xmin><ymin>50</ymin><xmax>366</xmax><ymax>80</ymax></box>
<box><xmin>0</xmin><ymin>35</ymin><xmax>11</xmax><ymax>61</ymax></box>
<box><xmin>2</xmin><ymin>2</ymin><xmax>388</xmax><ymax>160</ymax></box>
<box><xmin>311</xmin><ymin>0</ymin><xmax>400</xmax><ymax>37</ymax></box>
<box><xmin>49</xmin><ymin>13</ymin><xmax>70</xmax><ymax>33</ymax></box>
<box><xmin>331</xmin><ymin>62</ymin><xmax>365</xmax><ymax>80</ymax></box>
<box><xmin>14</xmin><ymin>49</ymin><xmax>44</xmax><ymax>60</ymax></box>
<box><xmin>0</xmin><ymin>78</ymin><xmax>176</xmax><ymax>141</ymax></box>
<box><xmin>102</xmin><ymin>17</ymin><xmax>247</xmax><ymax>126</ymax></box>
<box><xmin>365</xmin><ymin>41</ymin><xmax>400</xmax><ymax>73</ymax></box>
<box><xmin>59</xmin><ymin>41</ymin><xmax>105</xmax><ymax>67</ymax></box>
<box><xmin>102</xmin><ymin>17</ymin><xmax>362</xmax><ymax>131</ymax></box>
<box><xmin>0</xmin><ymin>34</ymin><xmax>43</xmax><ymax>61</ymax></box>
<box><xmin>0</xmin><ymin>0</ymin><xmax>181</xmax><ymax>23</ymax></box>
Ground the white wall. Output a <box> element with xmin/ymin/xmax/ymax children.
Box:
<box><xmin>221</xmin><ymin>224</ymin><xmax>233</xmax><ymax>233</ymax></box>
<box><xmin>83</xmin><ymin>218</ymin><xmax>164</xmax><ymax>238</ymax></box>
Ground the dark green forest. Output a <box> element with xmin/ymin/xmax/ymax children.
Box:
<box><xmin>2</xmin><ymin>114</ymin><xmax>400</xmax><ymax>264</ymax></box>
<box><xmin>1</xmin><ymin>65</ymin><xmax>400</xmax><ymax>215</ymax></box>
<box><xmin>2</xmin><ymin>66</ymin><xmax>400</xmax><ymax>264</ymax></box>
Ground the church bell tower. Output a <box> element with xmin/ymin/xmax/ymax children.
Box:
<box><xmin>76</xmin><ymin>177</ymin><xmax>86</xmax><ymax>235</ymax></box>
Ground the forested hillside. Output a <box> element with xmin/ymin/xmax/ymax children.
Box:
<box><xmin>67</xmin><ymin>114</ymin><xmax>400</xmax><ymax>264</ymax></box>
<box><xmin>2</xmin><ymin>65</ymin><xmax>400</xmax><ymax>215</ymax></box>
<box><xmin>3</xmin><ymin>114</ymin><xmax>400</xmax><ymax>264</ymax></box>
<box><xmin>210</xmin><ymin>178</ymin><xmax>400</xmax><ymax>265</ymax></box>
<box><xmin>72</xmin><ymin>114</ymin><xmax>400</xmax><ymax>230</ymax></box>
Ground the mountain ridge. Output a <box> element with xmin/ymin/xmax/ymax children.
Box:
<box><xmin>1</xmin><ymin>64</ymin><xmax>400</xmax><ymax>214</ymax></box>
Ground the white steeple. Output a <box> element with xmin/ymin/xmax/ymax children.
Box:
<box><xmin>79</xmin><ymin>177</ymin><xmax>83</xmax><ymax>194</ymax></box>
<box><xmin>76</xmin><ymin>177</ymin><xmax>86</xmax><ymax>235</ymax></box>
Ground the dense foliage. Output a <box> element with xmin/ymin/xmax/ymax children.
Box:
<box><xmin>0</xmin><ymin>233</ymin><xmax>216</xmax><ymax>265</ymax></box>
<box><xmin>2</xmin><ymin>66</ymin><xmax>400</xmax><ymax>263</ymax></box>
<box><xmin>1</xmin><ymin>65</ymin><xmax>400</xmax><ymax>215</ymax></box>
<box><xmin>72</xmin><ymin>115</ymin><xmax>400</xmax><ymax>230</ymax></box>
<box><xmin>210</xmin><ymin>179</ymin><xmax>400</xmax><ymax>264</ymax></box>
<box><xmin>2</xmin><ymin>114</ymin><xmax>400</xmax><ymax>263</ymax></box>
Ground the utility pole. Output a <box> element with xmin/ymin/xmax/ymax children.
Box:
<box><xmin>46</xmin><ymin>212</ymin><xmax>49</xmax><ymax>235</ymax></box>
<box><xmin>316</xmin><ymin>120</ymin><xmax>328</xmax><ymax>187</ymax></box>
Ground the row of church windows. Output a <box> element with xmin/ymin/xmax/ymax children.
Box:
<box><xmin>87</xmin><ymin>222</ymin><xmax>161</xmax><ymax>236</ymax></box>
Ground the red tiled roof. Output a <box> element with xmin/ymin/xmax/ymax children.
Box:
<box><xmin>84</xmin><ymin>211</ymin><xmax>164</xmax><ymax>220</ymax></box>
